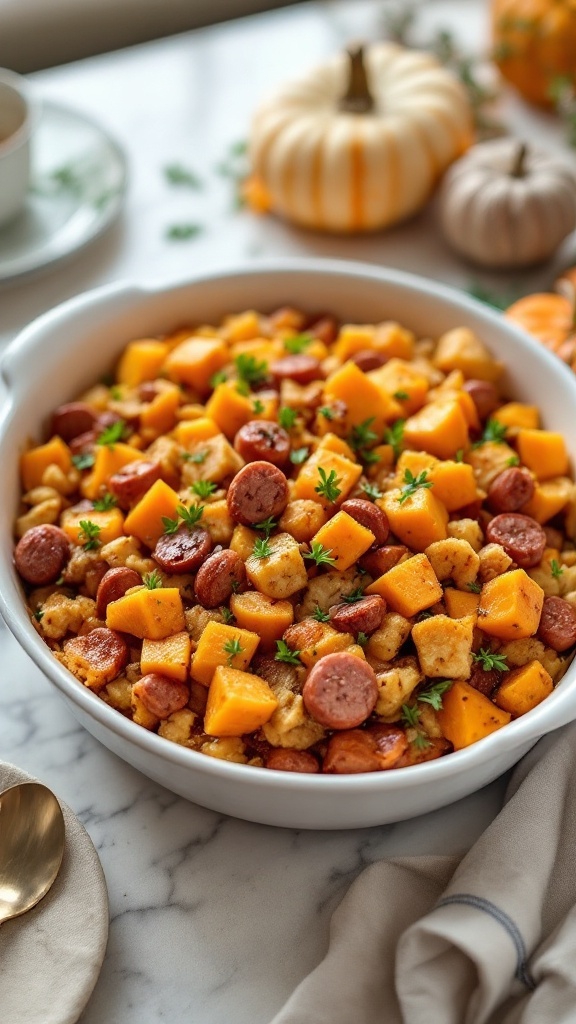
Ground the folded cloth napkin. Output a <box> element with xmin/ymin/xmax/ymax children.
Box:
<box><xmin>270</xmin><ymin>722</ymin><xmax>576</xmax><ymax>1024</ymax></box>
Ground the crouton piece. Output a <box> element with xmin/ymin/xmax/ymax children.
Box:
<box><xmin>366</xmin><ymin>613</ymin><xmax>412</xmax><ymax>663</ymax></box>
<box><xmin>412</xmin><ymin>614</ymin><xmax>475</xmax><ymax>679</ymax></box>
<box><xmin>375</xmin><ymin>657</ymin><xmax>422</xmax><ymax>719</ymax></box>
<box><xmin>447</xmin><ymin>518</ymin><xmax>484</xmax><ymax>553</ymax></box>
<box><xmin>425</xmin><ymin>538</ymin><xmax>480</xmax><ymax>589</ymax></box>
<box><xmin>478</xmin><ymin>543</ymin><xmax>513</xmax><ymax>584</ymax></box>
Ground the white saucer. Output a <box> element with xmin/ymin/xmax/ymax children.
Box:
<box><xmin>0</xmin><ymin>761</ymin><xmax>109</xmax><ymax>1024</ymax></box>
<box><xmin>0</xmin><ymin>100</ymin><xmax>127</xmax><ymax>283</ymax></box>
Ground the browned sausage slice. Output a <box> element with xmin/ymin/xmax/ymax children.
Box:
<box><xmin>538</xmin><ymin>596</ymin><xmax>576</xmax><ymax>652</ymax></box>
<box><xmin>269</xmin><ymin>355</ymin><xmax>323</xmax><ymax>385</ymax></box>
<box><xmin>109</xmin><ymin>460</ymin><xmax>161</xmax><ymax>509</ymax></box>
<box><xmin>234</xmin><ymin>420</ymin><xmax>291</xmax><ymax>468</ymax></box>
<box><xmin>322</xmin><ymin>724</ymin><xmax>407</xmax><ymax>773</ymax></box>
<box><xmin>468</xmin><ymin>663</ymin><xmax>501</xmax><ymax>697</ymax></box>
<box><xmin>462</xmin><ymin>380</ymin><xmax>500</xmax><ymax>420</ymax></box>
<box><xmin>132</xmin><ymin>673</ymin><xmax>190</xmax><ymax>718</ymax></box>
<box><xmin>350</xmin><ymin>350</ymin><xmax>388</xmax><ymax>372</ymax></box>
<box><xmin>303</xmin><ymin>652</ymin><xmax>378</xmax><ymax>729</ymax></box>
<box><xmin>154</xmin><ymin>526</ymin><xmax>213</xmax><ymax>574</ymax></box>
<box><xmin>487</xmin><ymin>467</ymin><xmax>534</xmax><ymax>513</ymax></box>
<box><xmin>307</xmin><ymin>315</ymin><xmax>338</xmax><ymax>345</ymax></box>
<box><xmin>51</xmin><ymin>402</ymin><xmax>98</xmax><ymax>442</ymax></box>
<box><xmin>486</xmin><ymin>513</ymin><xmax>546</xmax><ymax>568</ymax></box>
<box><xmin>15</xmin><ymin>525</ymin><xmax>70</xmax><ymax>585</ymax></box>
<box><xmin>63</xmin><ymin>628</ymin><xmax>128</xmax><ymax>689</ymax></box>
<box><xmin>194</xmin><ymin>549</ymin><xmax>247</xmax><ymax>608</ymax></box>
<box><xmin>360</xmin><ymin>544</ymin><xmax>409</xmax><ymax>577</ymax></box>
<box><xmin>340</xmin><ymin>498</ymin><xmax>389</xmax><ymax>546</ymax></box>
<box><xmin>265</xmin><ymin>749</ymin><xmax>320</xmax><ymax>773</ymax></box>
<box><xmin>226</xmin><ymin>461</ymin><xmax>289</xmax><ymax>526</ymax></box>
<box><xmin>330</xmin><ymin>595</ymin><xmax>386</xmax><ymax>635</ymax></box>
<box><xmin>96</xmin><ymin>566</ymin><xmax>142</xmax><ymax>619</ymax></box>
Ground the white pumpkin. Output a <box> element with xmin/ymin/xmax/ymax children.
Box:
<box><xmin>249</xmin><ymin>44</ymin><xmax>473</xmax><ymax>234</ymax></box>
<box><xmin>439</xmin><ymin>137</ymin><xmax>576</xmax><ymax>268</ymax></box>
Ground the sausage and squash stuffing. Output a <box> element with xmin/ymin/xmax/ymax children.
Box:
<box><xmin>13</xmin><ymin>307</ymin><xmax>576</xmax><ymax>773</ymax></box>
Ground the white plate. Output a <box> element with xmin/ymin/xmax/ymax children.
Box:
<box><xmin>0</xmin><ymin>760</ymin><xmax>109</xmax><ymax>1024</ymax></box>
<box><xmin>0</xmin><ymin>100</ymin><xmax>127</xmax><ymax>284</ymax></box>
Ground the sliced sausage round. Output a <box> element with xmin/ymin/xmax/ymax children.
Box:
<box><xmin>96</xmin><ymin>566</ymin><xmax>142</xmax><ymax>619</ymax></box>
<box><xmin>63</xmin><ymin>628</ymin><xmax>128</xmax><ymax>688</ymax></box>
<box><xmin>15</xmin><ymin>524</ymin><xmax>70</xmax><ymax>585</ymax></box>
<box><xmin>340</xmin><ymin>498</ymin><xmax>389</xmax><ymax>546</ymax></box>
<box><xmin>234</xmin><ymin>420</ymin><xmax>291</xmax><ymax>468</ymax></box>
<box><xmin>226</xmin><ymin>461</ymin><xmax>289</xmax><ymax>526</ymax></box>
<box><xmin>194</xmin><ymin>549</ymin><xmax>247</xmax><ymax>608</ymax></box>
<box><xmin>486</xmin><ymin>513</ymin><xmax>546</xmax><ymax>569</ymax></box>
<box><xmin>132</xmin><ymin>673</ymin><xmax>190</xmax><ymax>718</ymax></box>
<box><xmin>269</xmin><ymin>354</ymin><xmax>323</xmax><ymax>385</ymax></box>
<box><xmin>109</xmin><ymin>460</ymin><xmax>161</xmax><ymax>509</ymax></box>
<box><xmin>468</xmin><ymin>663</ymin><xmax>501</xmax><ymax>697</ymax></box>
<box><xmin>538</xmin><ymin>596</ymin><xmax>576</xmax><ymax>652</ymax></box>
<box><xmin>462</xmin><ymin>380</ymin><xmax>500</xmax><ymax>420</ymax></box>
<box><xmin>69</xmin><ymin>429</ymin><xmax>98</xmax><ymax>456</ymax></box>
<box><xmin>51</xmin><ymin>402</ymin><xmax>99</xmax><ymax>442</ymax></box>
<box><xmin>360</xmin><ymin>544</ymin><xmax>408</xmax><ymax>577</ymax></box>
<box><xmin>265</xmin><ymin>749</ymin><xmax>320</xmax><ymax>773</ymax></box>
<box><xmin>154</xmin><ymin>525</ymin><xmax>213</xmax><ymax>574</ymax></box>
<box><xmin>303</xmin><ymin>652</ymin><xmax>378</xmax><ymax>730</ymax></box>
<box><xmin>350</xmin><ymin>350</ymin><xmax>388</xmax><ymax>373</ymax></box>
<box><xmin>488</xmin><ymin>467</ymin><xmax>534</xmax><ymax>514</ymax></box>
<box><xmin>322</xmin><ymin>724</ymin><xmax>407</xmax><ymax>773</ymax></box>
<box><xmin>330</xmin><ymin>595</ymin><xmax>386</xmax><ymax>636</ymax></box>
<box><xmin>307</xmin><ymin>315</ymin><xmax>338</xmax><ymax>345</ymax></box>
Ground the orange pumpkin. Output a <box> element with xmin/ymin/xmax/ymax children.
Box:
<box><xmin>505</xmin><ymin>268</ymin><xmax>576</xmax><ymax>368</ymax></box>
<box><xmin>492</xmin><ymin>0</ymin><xmax>576</xmax><ymax>107</ymax></box>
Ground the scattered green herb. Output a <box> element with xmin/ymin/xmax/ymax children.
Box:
<box><xmin>254</xmin><ymin>516</ymin><xmax>277</xmax><ymax>539</ymax></box>
<box><xmin>384</xmin><ymin>419</ymin><xmax>405</xmax><ymax>459</ymax></box>
<box><xmin>221</xmin><ymin>607</ymin><xmax>235</xmax><ymax>624</ymax></box>
<box><xmin>315</xmin><ymin>467</ymin><xmax>342</xmax><ymax>503</ymax></box>
<box><xmin>210</xmin><ymin>370</ymin><xmax>228</xmax><ymax>388</ymax></box>
<box><xmin>356</xmin><ymin>631</ymin><xmax>369</xmax><ymax>647</ymax></box>
<box><xmin>467</xmin><ymin>581</ymin><xmax>482</xmax><ymax>594</ymax></box>
<box><xmin>304</xmin><ymin>542</ymin><xmax>337</xmax><ymax>568</ymax></box>
<box><xmin>96</xmin><ymin>419</ymin><xmax>128</xmax><ymax>448</ymax></box>
<box><xmin>274</xmin><ymin>639</ymin><xmax>302</xmax><ymax>665</ymax></box>
<box><xmin>109</xmin><ymin>386</ymin><xmax>122</xmax><ymax>401</ymax></box>
<box><xmin>342</xmin><ymin>586</ymin><xmax>365</xmax><ymax>604</ymax></box>
<box><xmin>190</xmin><ymin>480</ymin><xmax>217</xmax><ymax>499</ymax></box>
<box><xmin>178</xmin><ymin>503</ymin><xmax>204</xmax><ymax>528</ymax></box>
<box><xmin>284</xmin><ymin>333</ymin><xmax>313</xmax><ymax>354</ymax></box>
<box><xmin>144</xmin><ymin>570</ymin><xmax>163</xmax><ymax>590</ymax></box>
<box><xmin>166</xmin><ymin>223</ymin><xmax>203</xmax><ymax>241</ymax></box>
<box><xmin>312</xmin><ymin>605</ymin><xmax>331</xmax><ymax>622</ymax></box>
<box><xmin>33</xmin><ymin>608</ymin><xmax>44</xmax><ymax>622</ymax></box>
<box><xmin>455</xmin><ymin>449</ymin><xmax>464</xmax><ymax>463</ymax></box>
<box><xmin>163</xmin><ymin>163</ymin><xmax>203</xmax><ymax>189</ymax></box>
<box><xmin>472</xmin><ymin>419</ymin><xmax>508</xmax><ymax>448</ymax></box>
<box><xmin>278</xmin><ymin>407</ymin><xmax>298</xmax><ymax>431</ymax></box>
<box><xmin>393</xmin><ymin>390</ymin><xmax>410</xmax><ymax>401</ymax></box>
<box><xmin>349</xmin><ymin>417</ymin><xmax>378</xmax><ymax>458</ymax></box>
<box><xmin>79</xmin><ymin>520</ymin><xmax>101</xmax><ymax>550</ymax></box>
<box><xmin>412</xmin><ymin>732</ymin><xmax>433</xmax><ymax>751</ymax></box>
<box><xmin>182</xmin><ymin>449</ymin><xmax>208</xmax><ymax>464</ymax></box>
<box><xmin>252</xmin><ymin>399</ymin><xmax>265</xmax><ymax>415</ymax></box>
<box><xmin>416</xmin><ymin>609</ymin><xmax>434</xmax><ymax>621</ymax></box>
<box><xmin>223</xmin><ymin>637</ymin><xmax>244</xmax><ymax>665</ymax></box>
<box><xmin>319</xmin><ymin>406</ymin><xmax>334</xmax><ymax>420</ymax></box>
<box><xmin>417</xmin><ymin>680</ymin><xmax>453</xmax><ymax>711</ymax></box>
<box><xmin>473</xmin><ymin>648</ymin><xmax>509</xmax><ymax>673</ymax></box>
<box><xmin>551</xmin><ymin>559</ymin><xmax>565</xmax><ymax>579</ymax></box>
<box><xmin>235</xmin><ymin>353</ymin><xmax>268</xmax><ymax>389</ymax></box>
<box><xmin>361</xmin><ymin>481</ymin><xmax>383</xmax><ymax>501</ymax></box>
<box><xmin>92</xmin><ymin>493</ymin><xmax>117</xmax><ymax>512</ymax></box>
<box><xmin>398</xmin><ymin>469</ymin><xmax>433</xmax><ymax>505</ymax></box>
<box><xmin>72</xmin><ymin>452</ymin><xmax>95</xmax><ymax>471</ymax></box>
<box><xmin>290</xmin><ymin>446</ymin><xmax>309</xmax><ymax>465</ymax></box>
<box><xmin>401</xmin><ymin>704</ymin><xmax>421</xmax><ymax>729</ymax></box>
<box><xmin>252</xmin><ymin>537</ymin><xmax>273</xmax><ymax>559</ymax></box>
<box><xmin>506</xmin><ymin>454</ymin><xmax>520</xmax><ymax>467</ymax></box>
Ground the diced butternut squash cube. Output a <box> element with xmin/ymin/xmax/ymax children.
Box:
<box><xmin>493</xmin><ymin>402</ymin><xmax>539</xmax><ymax>431</ymax></box>
<box><xmin>379</xmin><ymin>487</ymin><xmax>448</xmax><ymax>552</ymax></box>
<box><xmin>245</xmin><ymin>532</ymin><xmax>308</xmax><ymax>599</ymax></box>
<box><xmin>81</xmin><ymin>442</ymin><xmax>144</xmax><ymax>500</ymax></box>
<box><xmin>403</xmin><ymin>398</ymin><xmax>469</xmax><ymax>460</ymax></box>
<box><xmin>180</xmin><ymin>434</ymin><xmax>244</xmax><ymax>485</ymax></box>
<box><xmin>139</xmin><ymin>384</ymin><xmax>181</xmax><ymax>435</ymax></box>
<box><xmin>395</xmin><ymin>451</ymin><xmax>477</xmax><ymax>512</ymax></box>
<box><xmin>205</xmin><ymin>382</ymin><xmax>258</xmax><ymax>439</ymax></box>
<box><xmin>21</xmin><ymin>437</ymin><xmax>73</xmax><ymax>491</ymax></box>
<box><xmin>368</xmin><ymin>358</ymin><xmax>429</xmax><ymax>416</ymax></box>
<box><xmin>433</xmin><ymin>327</ymin><xmax>503</xmax><ymax>382</ymax></box>
<box><xmin>365</xmin><ymin>444</ymin><xmax>395</xmax><ymax>477</ymax></box>
<box><xmin>222</xmin><ymin>310</ymin><xmax>261</xmax><ymax>342</ymax></box>
<box><xmin>229</xmin><ymin>524</ymin><xmax>259</xmax><ymax>561</ymax></box>
<box><xmin>521</xmin><ymin>477</ymin><xmax>573</xmax><ymax>524</ymax></box>
<box><xmin>141</xmin><ymin>631</ymin><xmax>191</xmax><ymax>682</ymax></box>
<box><xmin>62</xmin><ymin>506</ymin><xmax>125</xmax><ymax>547</ymax></box>
<box><xmin>293</xmin><ymin>448</ymin><xmax>362</xmax><ymax>509</ymax></box>
<box><xmin>106</xmin><ymin>586</ymin><xmax>185</xmax><ymax>640</ymax></box>
<box><xmin>466</xmin><ymin>440</ymin><xmax>518</xmax><ymax>492</ymax></box>
<box><xmin>164</xmin><ymin>336</ymin><xmax>228</xmax><ymax>393</ymax></box>
<box><xmin>412</xmin><ymin>613</ymin><xmax>474</xmax><ymax>679</ymax></box>
<box><xmin>191</xmin><ymin>620</ymin><xmax>260</xmax><ymax>687</ymax></box>
<box><xmin>116</xmin><ymin>339</ymin><xmax>169</xmax><ymax>387</ymax></box>
<box><xmin>374</xmin><ymin>322</ymin><xmax>415</xmax><ymax>360</ymax></box>
<box><xmin>323</xmin><ymin>361</ymin><xmax>397</xmax><ymax>434</ymax></box>
<box><xmin>437</xmin><ymin>680</ymin><xmax>511</xmax><ymax>749</ymax></box>
<box><xmin>229</xmin><ymin>337</ymin><xmax>284</xmax><ymax>364</ymax></box>
<box><xmin>493</xmin><ymin>659</ymin><xmax>553</xmax><ymax>716</ymax></box>
<box><xmin>516</xmin><ymin>429</ymin><xmax>569</xmax><ymax>481</ymax></box>
<box><xmin>173</xmin><ymin>417</ymin><xmax>220</xmax><ymax>446</ymax></box>
<box><xmin>204</xmin><ymin>665</ymin><xmax>278</xmax><ymax>736</ymax></box>
<box><xmin>366</xmin><ymin>553</ymin><xmax>443</xmax><ymax>617</ymax></box>
<box><xmin>230</xmin><ymin>591</ymin><xmax>294</xmax><ymax>647</ymax></box>
<box><xmin>332</xmin><ymin>324</ymin><xmax>376</xmax><ymax>361</ymax></box>
<box><xmin>444</xmin><ymin>588</ymin><xmax>480</xmax><ymax>619</ymax></box>
<box><xmin>310</xmin><ymin>510</ymin><xmax>375</xmax><ymax>571</ymax></box>
<box><xmin>478</xmin><ymin>568</ymin><xmax>544</xmax><ymax>641</ymax></box>
<box><xmin>123</xmin><ymin>478</ymin><xmax>181</xmax><ymax>548</ymax></box>
<box><xmin>284</xmin><ymin>619</ymin><xmax>355</xmax><ymax>668</ymax></box>
<box><xmin>316</xmin><ymin>433</ymin><xmax>356</xmax><ymax>460</ymax></box>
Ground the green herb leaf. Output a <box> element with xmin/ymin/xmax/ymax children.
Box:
<box><xmin>401</xmin><ymin>704</ymin><xmax>421</xmax><ymax>729</ymax></box>
<box><xmin>190</xmin><ymin>480</ymin><xmax>217</xmax><ymax>499</ymax></box>
<box><xmin>472</xmin><ymin>648</ymin><xmax>509</xmax><ymax>673</ymax></box>
<box><xmin>92</xmin><ymin>492</ymin><xmax>117</xmax><ymax>512</ymax></box>
<box><xmin>163</xmin><ymin>163</ymin><xmax>203</xmax><ymax>189</ymax></box>
<box><xmin>33</xmin><ymin>607</ymin><xmax>44</xmax><ymax>622</ymax></box>
<box><xmin>361</xmin><ymin>481</ymin><xmax>383</xmax><ymax>501</ymax></box>
<box><xmin>312</xmin><ymin>605</ymin><xmax>331</xmax><ymax>622</ymax></box>
<box><xmin>315</xmin><ymin>467</ymin><xmax>342</xmax><ymax>503</ymax></box>
<box><xmin>319</xmin><ymin>406</ymin><xmax>334</xmax><ymax>420</ymax></box>
<box><xmin>162</xmin><ymin>515</ymin><xmax>181</xmax><ymax>535</ymax></box>
<box><xmin>278</xmin><ymin>407</ymin><xmax>298</xmax><ymax>431</ymax></box>
<box><xmin>356</xmin><ymin>631</ymin><xmax>369</xmax><ymax>647</ymax></box>
<box><xmin>397</xmin><ymin>469</ymin><xmax>433</xmax><ymax>505</ymax></box>
<box><xmin>274</xmin><ymin>639</ymin><xmax>302</xmax><ymax>665</ymax></box>
<box><xmin>221</xmin><ymin>607</ymin><xmax>235</xmax><ymax>624</ymax></box>
<box><xmin>144</xmin><ymin>569</ymin><xmax>163</xmax><ymax>590</ymax></box>
<box><xmin>467</xmin><ymin>581</ymin><xmax>482</xmax><ymax>594</ymax></box>
<box><xmin>304</xmin><ymin>541</ymin><xmax>337</xmax><ymax>568</ymax></box>
<box><xmin>506</xmin><ymin>454</ymin><xmax>520</xmax><ymax>467</ymax></box>
<box><xmin>384</xmin><ymin>419</ymin><xmax>405</xmax><ymax>459</ymax></box>
<box><xmin>252</xmin><ymin>537</ymin><xmax>273</xmax><ymax>559</ymax></box>
<box><xmin>417</xmin><ymin>680</ymin><xmax>453</xmax><ymax>711</ymax></box>
<box><xmin>178</xmin><ymin>503</ymin><xmax>204</xmax><ymax>528</ymax></box>
<box><xmin>72</xmin><ymin>451</ymin><xmax>95</xmax><ymax>471</ymax></box>
<box><xmin>252</xmin><ymin>399</ymin><xmax>265</xmax><ymax>415</ymax></box>
<box><xmin>349</xmin><ymin>417</ymin><xmax>378</xmax><ymax>459</ymax></box>
<box><xmin>235</xmin><ymin>353</ymin><xmax>268</xmax><ymax>389</ymax></box>
<box><xmin>393</xmin><ymin>390</ymin><xmax>410</xmax><ymax>401</ymax></box>
<box><xmin>109</xmin><ymin>386</ymin><xmax>122</xmax><ymax>401</ymax></box>
<box><xmin>416</xmin><ymin>609</ymin><xmax>434</xmax><ymax>621</ymax></box>
<box><xmin>79</xmin><ymin>519</ymin><xmax>101</xmax><ymax>550</ymax></box>
<box><xmin>182</xmin><ymin>449</ymin><xmax>208</xmax><ymax>464</ymax></box>
<box><xmin>210</xmin><ymin>370</ymin><xmax>228</xmax><ymax>388</ymax></box>
<box><xmin>254</xmin><ymin>516</ymin><xmax>277</xmax><ymax>539</ymax></box>
<box><xmin>412</xmin><ymin>732</ymin><xmax>433</xmax><ymax>751</ymax></box>
<box><xmin>166</xmin><ymin>223</ymin><xmax>203</xmax><ymax>241</ymax></box>
<box><xmin>472</xmin><ymin>419</ymin><xmax>508</xmax><ymax>449</ymax></box>
<box><xmin>284</xmin><ymin>333</ymin><xmax>313</xmax><ymax>355</ymax></box>
<box><xmin>96</xmin><ymin>419</ymin><xmax>128</xmax><ymax>448</ymax></box>
<box><xmin>455</xmin><ymin>449</ymin><xmax>464</xmax><ymax>463</ymax></box>
<box><xmin>223</xmin><ymin>637</ymin><xmax>244</xmax><ymax>665</ymax></box>
<box><xmin>290</xmin><ymin>446</ymin><xmax>309</xmax><ymax>465</ymax></box>
<box><xmin>551</xmin><ymin>559</ymin><xmax>565</xmax><ymax>579</ymax></box>
<box><xmin>342</xmin><ymin>586</ymin><xmax>365</xmax><ymax>604</ymax></box>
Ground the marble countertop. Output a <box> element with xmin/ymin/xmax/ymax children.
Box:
<box><xmin>1</xmin><ymin>2</ymin><xmax>574</xmax><ymax>1021</ymax></box>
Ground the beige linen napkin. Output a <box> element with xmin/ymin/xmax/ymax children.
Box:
<box><xmin>271</xmin><ymin>722</ymin><xmax>576</xmax><ymax>1024</ymax></box>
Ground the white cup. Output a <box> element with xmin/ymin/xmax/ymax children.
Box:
<box><xmin>0</xmin><ymin>68</ymin><xmax>39</xmax><ymax>229</ymax></box>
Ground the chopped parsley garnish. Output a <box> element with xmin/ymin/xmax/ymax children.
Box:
<box><xmin>72</xmin><ymin>451</ymin><xmax>95</xmax><ymax>471</ymax></box>
<box><xmin>252</xmin><ymin>399</ymin><xmax>265</xmax><ymax>415</ymax></box>
<box><xmin>384</xmin><ymin>419</ymin><xmax>405</xmax><ymax>459</ymax></box>
<box><xmin>416</xmin><ymin>609</ymin><xmax>434</xmax><ymax>621</ymax></box>
<box><xmin>235</xmin><ymin>353</ymin><xmax>268</xmax><ymax>389</ymax></box>
<box><xmin>163</xmin><ymin>163</ymin><xmax>203</xmax><ymax>189</ymax></box>
<box><xmin>393</xmin><ymin>390</ymin><xmax>410</xmax><ymax>401</ymax></box>
<box><xmin>166</xmin><ymin>223</ymin><xmax>203</xmax><ymax>241</ymax></box>
<box><xmin>210</xmin><ymin>370</ymin><xmax>228</xmax><ymax>388</ymax></box>
<box><xmin>278</xmin><ymin>406</ymin><xmax>298</xmax><ymax>431</ymax></box>
<box><xmin>412</xmin><ymin>733</ymin><xmax>432</xmax><ymax>751</ymax></box>
<box><xmin>467</xmin><ymin>581</ymin><xmax>482</xmax><ymax>594</ymax></box>
<box><xmin>397</xmin><ymin>469</ymin><xmax>433</xmax><ymax>505</ymax></box>
<box><xmin>144</xmin><ymin>570</ymin><xmax>163</xmax><ymax>590</ymax></box>
<box><xmin>182</xmin><ymin>449</ymin><xmax>208</xmax><ymax>464</ymax></box>
<box><xmin>284</xmin><ymin>333</ymin><xmax>313</xmax><ymax>354</ymax></box>
<box><xmin>162</xmin><ymin>503</ymin><xmax>204</xmax><ymax>534</ymax></box>
<box><xmin>319</xmin><ymin>406</ymin><xmax>334</xmax><ymax>420</ymax></box>
<box><xmin>506</xmin><ymin>454</ymin><xmax>520</xmax><ymax>467</ymax></box>
<box><xmin>401</xmin><ymin>704</ymin><xmax>421</xmax><ymax>729</ymax></box>
<box><xmin>33</xmin><ymin>607</ymin><xmax>44</xmax><ymax>622</ymax></box>
<box><xmin>349</xmin><ymin>417</ymin><xmax>379</xmax><ymax>463</ymax></box>
<box><xmin>223</xmin><ymin>638</ymin><xmax>244</xmax><ymax>665</ymax></box>
<box><xmin>315</xmin><ymin>467</ymin><xmax>342</xmax><ymax>503</ymax></box>
<box><xmin>472</xmin><ymin>648</ymin><xmax>509</xmax><ymax>673</ymax></box>
<box><xmin>109</xmin><ymin>386</ymin><xmax>122</xmax><ymax>401</ymax></box>
<box><xmin>96</xmin><ymin>419</ymin><xmax>128</xmax><ymax>448</ymax></box>
<box><xmin>274</xmin><ymin>639</ymin><xmax>302</xmax><ymax>665</ymax></box>
<box><xmin>92</xmin><ymin>492</ymin><xmax>117</xmax><ymax>512</ymax></box>
<box><xmin>455</xmin><ymin>449</ymin><xmax>464</xmax><ymax>463</ymax></box>
<box><xmin>252</xmin><ymin>537</ymin><xmax>273</xmax><ymax>559</ymax></box>
<box><xmin>551</xmin><ymin>559</ymin><xmax>564</xmax><ymax>579</ymax></box>
<box><xmin>342</xmin><ymin>586</ymin><xmax>365</xmax><ymax>604</ymax></box>
<box><xmin>290</xmin><ymin>446</ymin><xmax>309</xmax><ymax>465</ymax></box>
<box><xmin>417</xmin><ymin>680</ymin><xmax>453</xmax><ymax>711</ymax></box>
<box><xmin>472</xmin><ymin>419</ymin><xmax>508</xmax><ymax>448</ymax></box>
<box><xmin>190</xmin><ymin>480</ymin><xmax>217</xmax><ymax>499</ymax></box>
<box><xmin>312</xmin><ymin>605</ymin><xmax>331</xmax><ymax>622</ymax></box>
<box><xmin>254</xmin><ymin>516</ymin><xmax>277</xmax><ymax>539</ymax></box>
<box><xmin>221</xmin><ymin>607</ymin><xmax>235</xmax><ymax>624</ymax></box>
<box><xmin>357</xmin><ymin>631</ymin><xmax>369</xmax><ymax>647</ymax></box>
<box><xmin>361</xmin><ymin>481</ymin><xmax>383</xmax><ymax>501</ymax></box>
<box><xmin>304</xmin><ymin>542</ymin><xmax>337</xmax><ymax>568</ymax></box>
<box><xmin>79</xmin><ymin>520</ymin><xmax>101</xmax><ymax>550</ymax></box>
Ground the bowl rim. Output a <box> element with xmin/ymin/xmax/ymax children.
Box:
<box><xmin>2</xmin><ymin>256</ymin><xmax>576</xmax><ymax>793</ymax></box>
<box><xmin>0</xmin><ymin>68</ymin><xmax>41</xmax><ymax>158</ymax></box>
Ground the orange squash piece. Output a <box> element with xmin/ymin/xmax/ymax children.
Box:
<box><xmin>322</xmin><ymin>361</ymin><xmax>397</xmax><ymax>434</ymax></box>
<box><xmin>433</xmin><ymin>327</ymin><xmax>503</xmax><ymax>382</ymax></box>
<box><xmin>173</xmin><ymin>417</ymin><xmax>221</xmax><ymax>446</ymax></box>
<box><xmin>21</xmin><ymin>436</ymin><xmax>73</xmax><ymax>491</ymax></box>
<box><xmin>164</xmin><ymin>336</ymin><xmax>228</xmax><ymax>394</ymax></box>
<box><xmin>494</xmin><ymin>660</ymin><xmax>553</xmax><ymax>717</ymax></box>
<box><xmin>444</xmin><ymin>588</ymin><xmax>480</xmax><ymax>620</ymax></box>
<box><xmin>62</xmin><ymin>507</ymin><xmax>125</xmax><ymax>547</ymax></box>
<box><xmin>368</xmin><ymin>358</ymin><xmax>429</xmax><ymax>416</ymax></box>
<box><xmin>396</xmin><ymin>452</ymin><xmax>477</xmax><ymax>512</ymax></box>
<box><xmin>139</xmin><ymin>384</ymin><xmax>181</xmax><ymax>436</ymax></box>
<box><xmin>310</xmin><ymin>510</ymin><xmax>375</xmax><ymax>571</ymax></box>
<box><xmin>204</xmin><ymin>666</ymin><xmax>278</xmax><ymax>737</ymax></box>
<box><xmin>521</xmin><ymin>477</ymin><xmax>573</xmax><ymax>524</ymax></box>
<box><xmin>478</xmin><ymin>568</ymin><xmax>544</xmax><ymax>641</ymax></box>
<box><xmin>379</xmin><ymin>487</ymin><xmax>448</xmax><ymax>552</ymax></box>
<box><xmin>81</xmin><ymin>442</ymin><xmax>144</xmax><ymax>500</ymax></box>
<box><xmin>123</xmin><ymin>478</ymin><xmax>181</xmax><ymax>548</ymax></box>
<box><xmin>493</xmin><ymin>402</ymin><xmax>540</xmax><ymax>431</ymax></box>
<box><xmin>366</xmin><ymin>553</ymin><xmax>443</xmax><ymax>617</ymax></box>
<box><xmin>437</xmin><ymin>680</ymin><xmax>511</xmax><ymax>750</ymax></box>
<box><xmin>205</xmin><ymin>382</ymin><xmax>263</xmax><ymax>439</ymax></box>
<box><xmin>106</xmin><ymin>587</ymin><xmax>185</xmax><ymax>640</ymax></box>
<box><xmin>403</xmin><ymin>398</ymin><xmax>469</xmax><ymax>460</ymax></box>
<box><xmin>116</xmin><ymin>339</ymin><xmax>169</xmax><ymax>387</ymax></box>
<box><xmin>516</xmin><ymin>429</ymin><xmax>569</xmax><ymax>481</ymax></box>
<box><xmin>230</xmin><ymin>591</ymin><xmax>294</xmax><ymax>648</ymax></box>
<box><xmin>293</xmin><ymin>448</ymin><xmax>362</xmax><ymax>509</ymax></box>
<box><xmin>191</xmin><ymin>621</ymin><xmax>260</xmax><ymax>687</ymax></box>
<box><xmin>140</xmin><ymin>631</ymin><xmax>191</xmax><ymax>682</ymax></box>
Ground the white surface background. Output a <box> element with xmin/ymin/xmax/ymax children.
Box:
<box><xmin>0</xmin><ymin>2</ymin><xmax>575</xmax><ymax>1021</ymax></box>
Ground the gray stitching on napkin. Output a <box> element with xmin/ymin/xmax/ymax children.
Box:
<box><xmin>436</xmin><ymin>895</ymin><xmax>536</xmax><ymax>991</ymax></box>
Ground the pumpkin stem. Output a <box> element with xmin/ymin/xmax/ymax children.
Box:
<box><xmin>339</xmin><ymin>45</ymin><xmax>374</xmax><ymax>114</ymax></box>
<box><xmin>510</xmin><ymin>142</ymin><xmax>528</xmax><ymax>178</ymax></box>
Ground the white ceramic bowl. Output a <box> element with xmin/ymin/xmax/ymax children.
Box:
<box><xmin>2</xmin><ymin>259</ymin><xmax>576</xmax><ymax>829</ymax></box>
<box><xmin>0</xmin><ymin>69</ymin><xmax>39</xmax><ymax>228</ymax></box>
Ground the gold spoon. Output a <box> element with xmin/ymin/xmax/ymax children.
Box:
<box><xmin>0</xmin><ymin>782</ymin><xmax>65</xmax><ymax>924</ymax></box>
